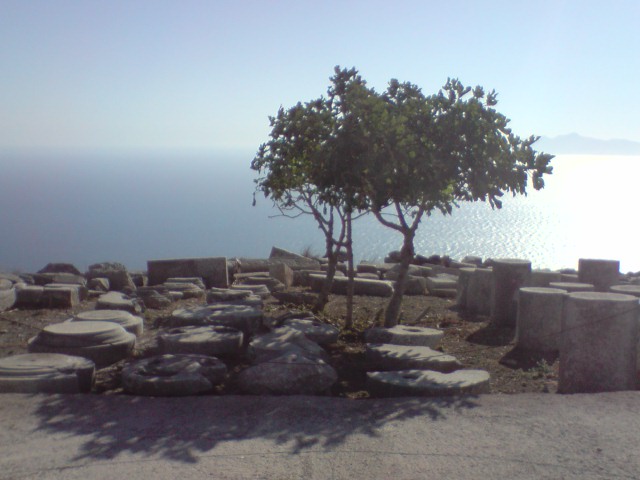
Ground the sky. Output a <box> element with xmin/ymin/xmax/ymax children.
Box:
<box><xmin>1</xmin><ymin>0</ymin><xmax>639</xmax><ymax>153</ymax></box>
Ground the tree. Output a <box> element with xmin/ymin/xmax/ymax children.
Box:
<box><xmin>251</xmin><ymin>68</ymin><xmax>374</xmax><ymax>324</ymax></box>
<box><xmin>358</xmin><ymin>77</ymin><xmax>554</xmax><ymax>326</ymax></box>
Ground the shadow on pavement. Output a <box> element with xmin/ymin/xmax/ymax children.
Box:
<box><xmin>32</xmin><ymin>393</ymin><xmax>480</xmax><ymax>463</ymax></box>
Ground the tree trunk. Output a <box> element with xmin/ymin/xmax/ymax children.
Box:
<box><xmin>383</xmin><ymin>230</ymin><xmax>415</xmax><ymax>327</ymax></box>
<box><xmin>314</xmin><ymin>249</ymin><xmax>338</xmax><ymax>312</ymax></box>
<box><xmin>345</xmin><ymin>212</ymin><xmax>355</xmax><ymax>329</ymax></box>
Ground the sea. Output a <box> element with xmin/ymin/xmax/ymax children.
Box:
<box><xmin>1</xmin><ymin>150</ymin><xmax>640</xmax><ymax>274</ymax></box>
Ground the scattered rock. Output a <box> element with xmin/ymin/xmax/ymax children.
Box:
<box><xmin>158</xmin><ymin>325</ymin><xmax>244</xmax><ymax>357</ymax></box>
<box><xmin>248</xmin><ymin>327</ymin><xmax>328</xmax><ymax>363</ymax></box>
<box><xmin>121</xmin><ymin>354</ymin><xmax>227</xmax><ymax>396</ymax></box>
<box><xmin>96</xmin><ymin>291</ymin><xmax>143</xmax><ymax>314</ymax></box>
<box><xmin>86</xmin><ymin>262</ymin><xmax>135</xmax><ymax>291</ymax></box>
<box><xmin>365</xmin><ymin>325</ymin><xmax>444</xmax><ymax>348</ymax></box>
<box><xmin>282</xmin><ymin>318</ymin><xmax>339</xmax><ymax>345</ymax></box>
<box><xmin>237</xmin><ymin>352</ymin><xmax>337</xmax><ymax>395</ymax></box>
<box><xmin>367</xmin><ymin>369</ymin><xmax>490</xmax><ymax>397</ymax></box>
<box><xmin>88</xmin><ymin>277</ymin><xmax>110</xmax><ymax>292</ymax></box>
<box><xmin>365</xmin><ymin>343</ymin><xmax>462</xmax><ymax>372</ymax></box>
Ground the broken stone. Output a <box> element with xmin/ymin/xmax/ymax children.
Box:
<box><xmin>365</xmin><ymin>325</ymin><xmax>444</xmax><ymax>348</ymax></box>
<box><xmin>237</xmin><ymin>352</ymin><xmax>337</xmax><ymax>395</ymax></box>
<box><xmin>121</xmin><ymin>354</ymin><xmax>227</xmax><ymax>396</ymax></box>
<box><xmin>248</xmin><ymin>327</ymin><xmax>328</xmax><ymax>363</ymax></box>
<box><xmin>88</xmin><ymin>277</ymin><xmax>110</xmax><ymax>292</ymax></box>
<box><xmin>367</xmin><ymin>369</ymin><xmax>490</xmax><ymax>397</ymax></box>
<box><xmin>158</xmin><ymin>325</ymin><xmax>243</xmax><ymax>357</ymax></box>
<box><xmin>96</xmin><ymin>291</ymin><xmax>143</xmax><ymax>314</ymax></box>
<box><xmin>366</xmin><ymin>343</ymin><xmax>462</xmax><ymax>373</ymax></box>
<box><xmin>86</xmin><ymin>262</ymin><xmax>135</xmax><ymax>291</ymax></box>
<box><xmin>282</xmin><ymin>318</ymin><xmax>339</xmax><ymax>345</ymax></box>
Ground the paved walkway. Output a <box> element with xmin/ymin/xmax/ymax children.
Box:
<box><xmin>1</xmin><ymin>392</ymin><xmax>639</xmax><ymax>479</ymax></box>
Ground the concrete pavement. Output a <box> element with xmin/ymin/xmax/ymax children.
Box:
<box><xmin>0</xmin><ymin>392</ymin><xmax>639</xmax><ymax>479</ymax></box>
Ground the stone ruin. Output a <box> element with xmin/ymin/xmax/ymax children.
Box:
<box><xmin>2</xmin><ymin>249</ymin><xmax>638</xmax><ymax>396</ymax></box>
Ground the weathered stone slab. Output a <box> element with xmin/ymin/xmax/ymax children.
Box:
<box><xmin>15</xmin><ymin>285</ymin><xmax>44</xmax><ymax>308</ymax></box>
<box><xmin>237</xmin><ymin>352</ymin><xmax>337</xmax><ymax>395</ymax></box>
<box><xmin>0</xmin><ymin>353</ymin><xmax>95</xmax><ymax>393</ymax></box>
<box><xmin>162</xmin><ymin>282</ymin><xmax>205</xmax><ymax>299</ymax></box>
<box><xmin>425</xmin><ymin>274</ymin><xmax>458</xmax><ymax>293</ymax></box>
<box><xmin>41</xmin><ymin>285</ymin><xmax>81</xmax><ymax>308</ymax></box>
<box><xmin>248</xmin><ymin>327</ymin><xmax>328</xmax><ymax>363</ymax></box>
<box><xmin>269</xmin><ymin>263</ymin><xmax>294</xmax><ymax>288</ymax></box>
<box><xmin>158</xmin><ymin>325</ymin><xmax>243</xmax><ymax>357</ymax></box>
<box><xmin>308</xmin><ymin>274</ymin><xmax>394</xmax><ymax>297</ymax></box>
<box><xmin>357</xmin><ymin>263</ymin><xmax>379</xmax><ymax>275</ymax></box>
<box><xmin>166</xmin><ymin>277</ymin><xmax>206</xmax><ymax>289</ymax></box>
<box><xmin>366</xmin><ymin>344</ymin><xmax>462</xmax><ymax>372</ymax></box>
<box><xmin>96</xmin><ymin>291</ymin><xmax>143</xmax><ymax>314</ymax></box>
<box><xmin>230</xmin><ymin>284</ymin><xmax>271</xmax><ymax>299</ymax></box>
<box><xmin>384</xmin><ymin>264</ymin><xmax>433</xmax><ymax>280</ymax></box>
<box><xmin>147</xmin><ymin>257</ymin><xmax>229</xmax><ymax>289</ymax></box>
<box><xmin>88</xmin><ymin>277</ymin><xmax>110</xmax><ymax>292</ymax></box>
<box><xmin>167</xmin><ymin>304</ymin><xmax>263</xmax><ymax>336</ymax></box>
<box><xmin>367</xmin><ymin>369</ymin><xmax>490</xmax><ymax>397</ymax></box>
<box><xmin>122</xmin><ymin>354</ymin><xmax>227</xmax><ymax>396</ymax></box>
<box><xmin>282</xmin><ymin>318</ymin><xmax>339</xmax><ymax>345</ymax></box>
<box><xmin>365</xmin><ymin>325</ymin><xmax>443</xmax><ymax>348</ymax></box>
<box><xmin>239</xmin><ymin>276</ymin><xmax>285</xmax><ymax>293</ymax></box>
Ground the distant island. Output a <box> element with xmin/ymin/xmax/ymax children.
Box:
<box><xmin>536</xmin><ymin>133</ymin><xmax>640</xmax><ymax>155</ymax></box>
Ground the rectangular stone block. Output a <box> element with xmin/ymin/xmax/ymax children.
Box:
<box><xmin>15</xmin><ymin>285</ymin><xmax>44</xmax><ymax>308</ymax></box>
<box><xmin>269</xmin><ymin>263</ymin><xmax>294</xmax><ymax>288</ymax></box>
<box><xmin>42</xmin><ymin>285</ymin><xmax>80</xmax><ymax>308</ymax></box>
<box><xmin>147</xmin><ymin>257</ymin><xmax>229</xmax><ymax>289</ymax></box>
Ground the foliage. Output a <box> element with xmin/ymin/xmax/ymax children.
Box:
<box><xmin>252</xmin><ymin>66</ymin><xmax>554</xmax><ymax>328</ymax></box>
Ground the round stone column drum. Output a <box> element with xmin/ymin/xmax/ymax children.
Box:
<box><xmin>559</xmin><ymin>292</ymin><xmax>639</xmax><ymax>393</ymax></box>
<box><xmin>578</xmin><ymin>259</ymin><xmax>620</xmax><ymax>292</ymax></box>
<box><xmin>466</xmin><ymin>268</ymin><xmax>493</xmax><ymax>315</ymax></box>
<box><xmin>516</xmin><ymin>287</ymin><xmax>567</xmax><ymax>352</ymax></box>
<box><xmin>491</xmin><ymin>259</ymin><xmax>531</xmax><ymax>327</ymax></box>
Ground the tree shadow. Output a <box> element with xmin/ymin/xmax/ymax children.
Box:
<box><xmin>466</xmin><ymin>324</ymin><xmax>515</xmax><ymax>346</ymax></box>
<box><xmin>499</xmin><ymin>346</ymin><xmax>559</xmax><ymax>370</ymax></box>
<box><xmin>32</xmin><ymin>392</ymin><xmax>480</xmax><ymax>464</ymax></box>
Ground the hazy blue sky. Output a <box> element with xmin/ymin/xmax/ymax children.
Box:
<box><xmin>1</xmin><ymin>0</ymin><xmax>639</xmax><ymax>152</ymax></box>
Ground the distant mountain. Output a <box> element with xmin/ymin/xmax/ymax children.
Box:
<box><xmin>535</xmin><ymin>133</ymin><xmax>640</xmax><ymax>155</ymax></box>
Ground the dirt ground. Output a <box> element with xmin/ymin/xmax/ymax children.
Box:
<box><xmin>0</xmin><ymin>290</ymin><xmax>559</xmax><ymax>397</ymax></box>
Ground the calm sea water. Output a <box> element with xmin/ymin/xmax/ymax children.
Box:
<box><xmin>1</xmin><ymin>151</ymin><xmax>639</xmax><ymax>273</ymax></box>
